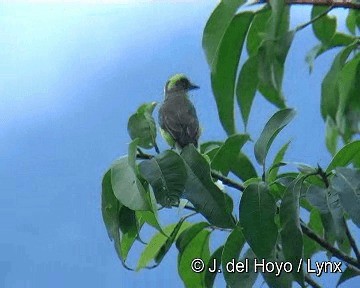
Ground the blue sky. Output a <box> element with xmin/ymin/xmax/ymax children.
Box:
<box><xmin>1</xmin><ymin>2</ymin><xmax>359</xmax><ymax>287</ymax></box>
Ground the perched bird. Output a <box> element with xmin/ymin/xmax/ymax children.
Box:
<box><xmin>158</xmin><ymin>74</ymin><xmax>200</xmax><ymax>149</ymax></box>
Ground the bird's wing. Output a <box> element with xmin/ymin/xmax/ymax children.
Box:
<box><xmin>159</xmin><ymin>97</ymin><xmax>200</xmax><ymax>147</ymax></box>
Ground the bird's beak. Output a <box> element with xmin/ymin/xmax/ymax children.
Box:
<box><xmin>189</xmin><ymin>83</ymin><xmax>200</xmax><ymax>90</ymax></box>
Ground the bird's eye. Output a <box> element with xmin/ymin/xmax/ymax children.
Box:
<box><xmin>179</xmin><ymin>78</ymin><xmax>189</xmax><ymax>88</ymax></box>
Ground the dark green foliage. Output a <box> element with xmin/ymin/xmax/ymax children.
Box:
<box><xmin>102</xmin><ymin>1</ymin><xmax>360</xmax><ymax>287</ymax></box>
<box><xmin>240</xmin><ymin>182</ymin><xmax>278</xmax><ymax>259</ymax></box>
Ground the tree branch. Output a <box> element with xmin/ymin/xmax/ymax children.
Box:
<box><xmin>262</xmin><ymin>0</ymin><xmax>360</xmax><ymax>10</ymax></box>
<box><xmin>345</xmin><ymin>222</ymin><xmax>360</xmax><ymax>263</ymax></box>
<box><xmin>300</xmin><ymin>222</ymin><xmax>360</xmax><ymax>269</ymax></box>
<box><xmin>305</xmin><ymin>274</ymin><xmax>322</xmax><ymax>288</ymax></box>
<box><xmin>136</xmin><ymin>149</ymin><xmax>153</xmax><ymax>159</ymax></box>
<box><xmin>211</xmin><ymin>171</ymin><xmax>245</xmax><ymax>191</ymax></box>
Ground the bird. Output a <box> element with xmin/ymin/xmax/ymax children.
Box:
<box><xmin>158</xmin><ymin>74</ymin><xmax>200</xmax><ymax>150</ymax></box>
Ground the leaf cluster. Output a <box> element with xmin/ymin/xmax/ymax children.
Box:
<box><xmin>102</xmin><ymin>1</ymin><xmax>360</xmax><ymax>287</ymax></box>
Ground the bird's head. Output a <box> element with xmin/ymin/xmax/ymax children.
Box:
<box><xmin>164</xmin><ymin>74</ymin><xmax>199</xmax><ymax>94</ymax></box>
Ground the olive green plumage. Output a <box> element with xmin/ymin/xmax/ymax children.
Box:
<box><xmin>158</xmin><ymin>74</ymin><xmax>200</xmax><ymax>149</ymax></box>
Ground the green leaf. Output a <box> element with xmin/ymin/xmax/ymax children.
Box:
<box><xmin>200</xmin><ymin>141</ymin><xmax>223</xmax><ymax>155</ymax></box>
<box><xmin>178</xmin><ymin>229</ymin><xmax>211</xmax><ymax>288</ymax></box>
<box><xmin>102</xmin><ymin>170</ymin><xmax>121</xmax><ymax>242</ymax></box>
<box><xmin>211</xmin><ymin>134</ymin><xmax>250</xmax><ymax>175</ymax></box>
<box><xmin>327</xmin><ymin>187</ymin><xmax>347</xmax><ymax>245</ymax></box>
<box><xmin>268</xmin><ymin>0</ymin><xmax>289</xmax><ymax>37</ymax></box>
<box><xmin>303</xmin><ymin>209</ymin><xmax>323</xmax><ymax>259</ymax></box>
<box><xmin>311</xmin><ymin>6</ymin><xmax>336</xmax><ymax>44</ymax></box>
<box><xmin>111</xmin><ymin>156</ymin><xmax>149</xmax><ymax>211</ymax></box>
<box><xmin>326</xmin><ymin>140</ymin><xmax>360</xmax><ymax>172</ymax></box>
<box><xmin>236</xmin><ymin>55</ymin><xmax>259</xmax><ymax>128</ymax></box>
<box><xmin>102</xmin><ymin>170</ymin><xmax>133</xmax><ymax>269</ymax></box>
<box><xmin>127</xmin><ymin>102</ymin><xmax>157</xmax><ymax>149</ymax></box>
<box><xmin>236</xmin><ymin>249</ymin><xmax>259</xmax><ymax>288</ymax></box>
<box><xmin>222</xmin><ymin>226</ymin><xmax>246</xmax><ymax>288</ymax></box>
<box><xmin>155</xmin><ymin>218</ymin><xmax>189</xmax><ymax>265</ymax></box>
<box><xmin>279</xmin><ymin>179</ymin><xmax>304</xmax><ymax>286</ymax></box>
<box><xmin>305</xmin><ymin>44</ymin><xmax>325</xmax><ymax>73</ymax></box>
<box><xmin>346</xmin><ymin>9</ymin><xmax>359</xmax><ymax>35</ymax></box>
<box><xmin>255</xmin><ymin>0</ymin><xmax>292</xmax><ymax>107</ymax></box>
<box><xmin>294</xmin><ymin>162</ymin><xmax>317</xmax><ymax>174</ymax></box>
<box><xmin>332</xmin><ymin>168</ymin><xmax>360</xmax><ymax>227</ymax></box>
<box><xmin>118</xmin><ymin>205</ymin><xmax>141</xmax><ymax>260</ymax></box>
<box><xmin>262</xmin><ymin>242</ymin><xmax>293</xmax><ymax>288</ymax></box>
<box><xmin>101</xmin><ymin>170</ymin><xmax>122</xmax><ymax>252</ymax></box>
<box><xmin>202</xmin><ymin>0</ymin><xmax>246</xmax><ymax>69</ymax></box>
<box><xmin>306</xmin><ymin>185</ymin><xmax>329</xmax><ymax>213</ymax></box>
<box><xmin>306</xmin><ymin>185</ymin><xmax>346</xmax><ymax>245</ymax></box>
<box><xmin>139</xmin><ymin>150</ymin><xmax>187</xmax><ymax>207</ymax></box>
<box><xmin>136</xmin><ymin>222</ymin><xmax>190</xmax><ymax>271</ymax></box>
<box><xmin>254</xmin><ymin>108</ymin><xmax>296</xmax><ymax>167</ymax></box>
<box><xmin>257</xmin><ymin>32</ymin><xmax>294</xmax><ymax>107</ymax></box>
<box><xmin>204</xmin><ymin>245</ymin><xmax>224</xmax><ymax>288</ymax></box>
<box><xmin>305</xmin><ymin>34</ymin><xmax>356</xmax><ymax>73</ymax></box>
<box><xmin>336</xmin><ymin>266</ymin><xmax>360</xmax><ymax>287</ymax></box>
<box><xmin>136</xmin><ymin>189</ymin><xmax>164</xmax><ymax>235</ymax></box>
<box><xmin>325</xmin><ymin>116</ymin><xmax>338</xmax><ymax>156</ymax></box>
<box><xmin>211</xmin><ymin>11</ymin><xmax>254</xmax><ymax>135</ymax></box>
<box><xmin>268</xmin><ymin>141</ymin><xmax>290</xmax><ymax>182</ymax></box>
<box><xmin>321</xmin><ymin>43</ymin><xmax>357</xmax><ymax>120</ymax></box>
<box><xmin>336</xmin><ymin>55</ymin><xmax>360</xmax><ymax>140</ymax></box>
<box><xmin>230</xmin><ymin>152</ymin><xmax>258</xmax><ymax>182</ymax></box>
<box><xmin>111</xmin><ymin>140</ymin><xmax>150</xmax><ymax>211</ymax></box>
<box><xmin>239</xmin><ymin>182</ymin><xmax>278</xmax><ymax>259</ymax></box>
<box><xmin>176</xmin><ymin>222</ymin><xmax>210</xmax><ymax>252</ymax></box>
<box><xmin>181</xmin><ymin>145</ymin><xmax>236</xmax><ymax>228</ymax></box>
<box><xmin>246</xmin><ymin>7</ymin><xmax>271</xmax><ymax>56</ymax></box>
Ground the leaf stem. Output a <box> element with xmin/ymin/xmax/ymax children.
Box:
<box><xmin>295</xmin><ymin>5</ymin><xmax>334</xmax><ymax>33</ymax></box>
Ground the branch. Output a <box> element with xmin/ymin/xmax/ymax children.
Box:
<box><xmin>295</xmin><ymin>5</ymin><xmax>334</xmax><ymax>32</ymax></box>
<box><xmin>348</xmin><ymin>264</ymin><xmax>360</xmax><ymax>274</ymax></box>
<box><xmin>269</xmin><ymin>0</ymin><xmax>360</xmax><ymax>10</ymax></box>
<box><xmin>305</xmin><ymin>274</ymin><xmax>322</xmax><ymax>288</ymax></box>
<box><xmin>345</xmin><ymin>222</ymin><xmax>360</xmax><ymax>263</ymax></box>
<box><xmin>211</xmin><ymin>171</ymin><xmax>245</xmax><ymax>191</ymax></box>
<box><xmin>136</xmin><ymin>148</ymin><xmax>153</xmax><ymax>159</ymax></box>
<box><xmin>300</xmin><ymin>222</ymin><xmax>360</xmax><ymax>269</ymax></box>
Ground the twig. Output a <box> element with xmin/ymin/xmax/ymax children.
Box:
<box><xmin>305</xmin><ymin>274</ymin><xmax>322</xmax><ymax>288</ymax></box>
<box><xmin>348</xmin><ymin>264</ymin><xmax>360</xmax><ymax>274</ymax></box>
<box><xmin>345</xmin><ymin>222</ymin><xmax>360</xmax><ymax>263</ymax></box>
<box><xmin>211</xmin><ymin>171</ymin><xmax>245</xmax><ymax>191</ymax></box>
<box><xmin>154</xmin><ymin>143</ymin><xmax>160</xmax><ymax>154</ymax></box>
<box><xmin>295</xmin><ymin>5</ymin><xmax>334</xmax><ymax>32</ymax></box>
<box><xmin>136</xmin><ymin>148</ymin><xmax>153</xmax><ymax>159</ymax></box>
<box><xmin>300</xmin><ymin>222</ymin><xmax>360</xmax><ymax>269</ymax></box>
<box><xmin>286</xmin><ymin>0</ymin><xmax>359</xmax><ymax>10</ymax></box>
